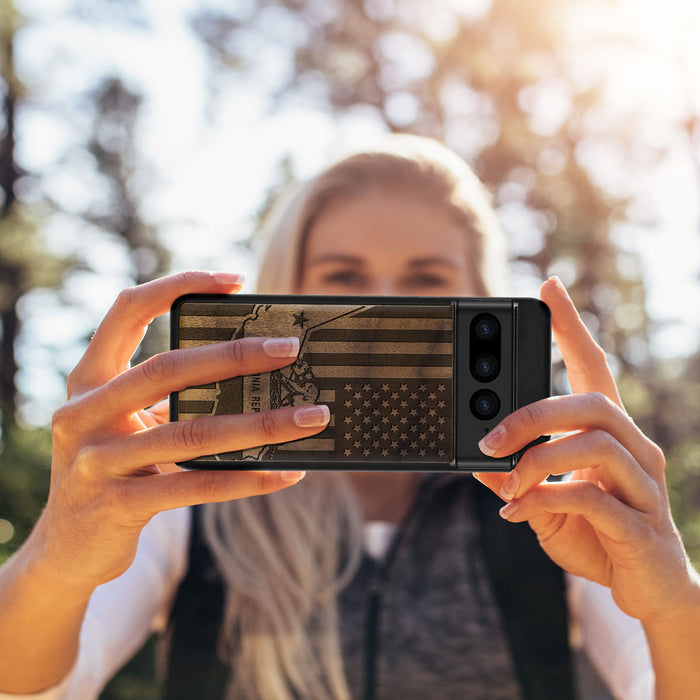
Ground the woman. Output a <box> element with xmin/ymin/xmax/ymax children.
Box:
<box><xmin>0</xmin><ymin>136</ymin><xmax>698</xmax><ymax>700</ymax></box>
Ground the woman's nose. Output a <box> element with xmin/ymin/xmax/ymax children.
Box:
<box><xmin>368</xmin><ymin>279</ymin><xmax>399</xmax><ymax>296</ymax></box>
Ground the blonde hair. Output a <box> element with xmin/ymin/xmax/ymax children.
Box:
<box><xmin>203</xmin><ymin>135</ymin><xmax>508</xmax><ymax>699</ymax></box>
<box><xmin>256</xmin><ymin>134</ymin><xmax>507</xmax><ymax>295</ymax></box>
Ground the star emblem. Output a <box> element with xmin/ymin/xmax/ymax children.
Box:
<box><xmin>292</xmin><ymin>311</ymin><xmax>308</xmax><ymax>328</ymax></box>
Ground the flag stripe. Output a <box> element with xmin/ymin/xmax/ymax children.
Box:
<box><xmin>305</xmin><ymin>341</ymin><xmax>452</xmax><ymax>355</ymax></box>
<box><xmin>312</xmin><ymin>366</ymin><xmax>452</xmax><ymax>378</ymax></box>
<box><xmin>304</xmin><ymin>353</ymin><xmax>452</xmax><ymax>367</ymax></box>
<box><xmin>309</xmin><ymin>328</ymin><xmax>452</xmax><ymax>343</ymax></box>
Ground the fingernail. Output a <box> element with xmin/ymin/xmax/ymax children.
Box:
<box><xmin>499</xmin><ymin>501</ymin><xmax>518</xmax><ymax>520</ymax></box>
<box><xmin>212</xmin><ymin>272</ymin><xmax>246</xmax><ymax>285</ymax></box>
<box><xmin>479</xmin><ymin>425</ymin><xmax>506</xmax><ymax>456</ymax></box>
<box><xmin>500</xmin><ymin>470</ymin><xmax>520</xmax><ymax>500</ymax></box>
<box><xmin>263</xmin><ymin>337</ymin><xmax>300</xmax><ymax>358</ymax></box>
<box><xmin>281</xmin><ymin>471</ymin><xmax>306</xmax><ymax>483</ymax></box>
<box><xmin>293</xmin><ymin>404</ymin><xmax>330</xmax><ymax>428</ymax></box>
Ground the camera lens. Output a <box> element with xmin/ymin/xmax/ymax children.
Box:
<box><xmin>473</xmin><ymin>314</ymin><xmax>500</xmax><ymax>341</ymax></box>
<box><xmin>474</xmin><ymin>354</ymin><xmax>499</xmax><ymax>381</ymax></box>
<box><xmin>470</xmin><ymin>390</ymin><xmax>500</xmax><ymax>421</ymax></box>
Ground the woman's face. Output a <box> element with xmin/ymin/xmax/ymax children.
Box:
<box><xmin>298</xmin><ymin>191</ymin><xmax>478</xmax><ymax>296</ymax></box>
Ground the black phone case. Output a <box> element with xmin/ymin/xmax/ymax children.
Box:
<box><xmin>170</xmin><ymin>294</ymin><xmax>551</xmax><ymax>471</ymax></box>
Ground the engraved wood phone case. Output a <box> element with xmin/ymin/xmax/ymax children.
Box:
<box><xmin>170</xmin><ymin>295</ymin><xmax>551</xmax><ymax>471</ymax></box>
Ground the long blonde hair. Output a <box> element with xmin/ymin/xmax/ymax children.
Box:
<box><xmin>203</xmin><ymin>135</ymin><xmax>507</xmax><ymax>700</ymax></box>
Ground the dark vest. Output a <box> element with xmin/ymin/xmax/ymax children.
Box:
<box><xmin>161</xmin><ymin>478</ymin><xmax>576</xmax><ymax>700</ymax></box>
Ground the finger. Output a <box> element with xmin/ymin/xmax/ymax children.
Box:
<box><xmin>125</xmin><ymin>469</ymin><xmax>307</xmax><ymax>517</ymax></box>
<box><xmin>91</xmin><ymin>404</ymin><xmax>330</xmax><ymax>474</ymax></box>
<box><xmin>70</xmin><ymin>271</ymin><xmax>245</xmax><ymax>394</ymax></box>
<box><xmin>540</xmin><ymin>277</ymin><xmax>623</xmax><ymax>408</ymax></box>
<box><xmin>146</xmin><ymin>399</ymin><xmax>170</xmax><ymax>425</ymax></box>
<box><xmin>497</xmin><ymin>429</ymin><xmax>659</xmax><ymax>512</ymax></box>
<box><xmin>84</xmin><ymin>336</ymin><xmax>300</xmax><ymax>422</ymax></box>
<box><xmin>478</xmin><ymin>393</ymin><xmax>665</xmax><ymax>480</ymax></box>
<box><xmin>499</xmin><ymin>480</ymin><xmax>641</xmax><ymax>545</ymax></box>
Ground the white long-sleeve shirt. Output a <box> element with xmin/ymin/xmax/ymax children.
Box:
<box><xmin>0</xmin><ymin>507</ymin><xmax>654</xmax><ymax>700</ymax></box>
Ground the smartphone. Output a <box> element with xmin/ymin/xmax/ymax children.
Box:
<box><xmin>169</xmin><ymin>294</ymin><xmax>551</xmax><ymax>471</ymax></box>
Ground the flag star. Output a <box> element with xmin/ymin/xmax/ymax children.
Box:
<box><xmin>344</xmin><ymin>400</ymin><xmax>353</xmax><ymax>408</ymax></box>
<box><xmin>419</xmin><ymin>417</ymin><xmax>427</xmax><ymax>425</ymax></box>
<box><xmin>371</xmin><ymin>424</ymin><xmax>381</xmax><ymax>433</ymax></box>
<box><xmin>400</xmin><ymin>383</ymin><xmax>408</xmax><ymax>392</ymax></box>
<box><xmin>381</xmin><ymin>400</ymin><xmax>390</xmax><ymax>408</ymax></box>
<box><xmin>419</xmin><ymin>383</ymin><xmax>427</xmax><ymax>392</ymax></box>
<box><xmin>363</xmin><ymin>448</ymin><xmax>371</xmax><ymax>456</ymax></box>
<box><xmin>354</xmin><ymin>408</ymin><xmax>362</xmax><ymax>416</ymax></box>
<box><xmin>438</xmin><ymin>384</ymin><xmax>446</xmax><ymax>392</ymax></box>
<box><xmin>354</xmin><ymin>441</ymin><xmax>362</xmax><ymax>448</ymax></box>
<box><xmin>344</xmin><ymin>383</ymin><xmax>353</xmax><ymax>391</ymax></box>
<box><xmin>391</xmin><ymin>392</ymin><xmax>399</xmax><ymax>400</ymax></box>
<box><xmin>438</xmin><ymin>417</ymin><xmax>445</xmax><ymax>424</ymax></box>
<box><xmin>419</xmin><ymin>448</ymin><xmax>426</xmax><ymax>457</ymax></box>
<box><xmin>381</xmin><ymin>383</ymin><xmax>390</xmax><ymax>391</ymax></box>
<box><xmin>409</xmin><ymin>408</ymin><xmax>418</xmax><ymax>416</ymax></box>
<box><xmin>419</xmin><ymin>401</ymin><xmax>427</xmax><ymax>409</ymax></box>
<box><xmin>344</xmin><ymin>448</ymin><xmax>352</xmax><ymax>456</ymax></box>
<box><xmin>400</xmin><ymin>449</ymin><xmax>408</xmax><ymax>457</ymax></box>
<box><xmin>344</xmin><ymin>432</ymin><xmax>352</xmax><ymax>440</ymax></box>
<box><xmin>429</xmin><ymin>393</ymin><xmax>436</xmax><ymax>400</ymax></box>
<box><xmin>391</xmin><ymin>424</ymin><xmax>400</xmax><ymax>433</ymax></box>
<box><xmin>391</xmin><ymin>408</ymin><xmax>399</xmax><ymax>416</ymax></box>
<box><xmin>410</xmin><ymin>392</ymin><xmax>418</xmax><ymax>400</ymax></box>
<box><xmin>372</xmin><ymin>392</ymin><xmax>380</xmax><ymax>400</ymax></box>
<box><xmin>381</xmin><ymin>448</ymin><xmax>389</xmax><ymax>456</ymax></box>
<box><xmin>399</xmin><ymin>416</ymin><xmax>408</xmax><ymax>424</ymax></box>
<box><xmin>372</xmin><ymin>408</ymin><xmax>381</xmax><ymax>416</ymax></box>
<box><xmin>400</xmin><ymin>400</ymin><xmax>408</xmax><ymax>408</ymax></box>
<box><xmin>363</xmin><ymin>383</ymin><xmax>371</xmax><ymax>391</ymax></box>
<box><xmin>372</xmin><ymin>441</ymin><xmax>380</xmax><ymax>449</ymax></box>
<box><xmin>410</xmin><ymin>425</ymin><xmax>418</xmax><ymax>433</ymax></box>
<box><xmin>410</xmin><ymin>441</ymin><xmax>418</xmax><ymax>449</ymax></box>
<box><xmin>438</xmin><ymin>400</ymin><xmax>445</xmax><ymax>409</ymax></box>
<box><xmin>428</xmin><ymin>424</ymin><xmax>437</xmax><ymax>433</ymax></box>
<box><xmin>354</xmin><ymin>392</ymin><xmax>362</xmax><ymax>400</ymax></box>
<box><xmin>381</xmin><ymin>416</ymin><xmax>390</xmax><ymax>424</ymax></box>
<box><xmin>391</xmin><ymin>441</ymin><xmax>398</xmax><ymax>449</ymax></box>
<box><xmin>429</xmin><ymin>441</ymin><xmax>436</xmax><ymax>449</ymax></box>
<box><xmin>354</xmin><ymin>424</ymin><xmax>363</xmax><ymax>433</ymax></box>
<box><xmin>419</xmin><ymin>432</ymin><xmax>427</xmax><ymax>440</ymax></box>
<box><xmin>363</xmin><ymin>399</ymin><xmax>371</xmax><ymax>407</ymax></box>
<box><xmin>344</xmin><ymin>416</ymin><xmax>353</xmax><ymax>424</ymax></box>
<box><xmin>428</xmin><ymin>408</ymin><xmax>437</xmax><ymax>416</ymax></box>
<box><xmin>363</xmin><ymin>416</ymin><xmax>371</xmax><ymax>424</ymax></box>
<box><xmin>438</xmin><ymin>449</ymin><xmax>446</xmax><ymax>457</ymax></box>
<box><xmin>438</xmin><ymin>433</ymin><xmax>446</xmax><ymax>440</ymax></box>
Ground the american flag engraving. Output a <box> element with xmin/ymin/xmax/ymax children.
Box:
<box><xmin>176</xmin><ymin>301</ymin><xmax>454</xmax><ymax>464</ymax></box>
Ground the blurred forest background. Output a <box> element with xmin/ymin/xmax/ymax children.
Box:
<box><xmin>1</xmin><ymin>0</ymin><xmax>700</xmax><ymax>697</ymax></box>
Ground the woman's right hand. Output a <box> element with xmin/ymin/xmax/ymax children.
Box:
<box><xmin>38</xmin><ymin>271</ymin><xmax>328</xmax><ymax>590</ymax></box>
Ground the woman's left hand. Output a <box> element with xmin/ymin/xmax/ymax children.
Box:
<box><xmin>474</xmin><ymin>277</ymin><xmax>698</xmax><ymax>625</ymax></box>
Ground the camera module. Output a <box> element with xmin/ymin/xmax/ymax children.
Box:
<box><xmin>470</xmin><ymin>390</ymin><xmax>500</xmax><ymax>421</ymax></box>
<box><xmin>473</xmin><ymin>354</ymin><xmax>499</xmax><ymax>382</ymax></box>
<box><xmin>473</xmin><ymin>314</ymin><xmax>500</xmax><ymax>341</ymax></box>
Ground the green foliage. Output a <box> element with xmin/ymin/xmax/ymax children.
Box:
<box><xmin>0</xmin><ymin>421</ymin><xmax>51</xmax><ymax>564</ymax></box>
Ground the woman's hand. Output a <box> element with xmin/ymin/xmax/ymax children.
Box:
<box><xmin>38</xmin><ymin>271</ymin><xmax>329</xmax><ymax>590</ymax></box>
<box><xmin>474</xmin><ymin>277</ymin><xmax>699</xmax><ymax>625</ymax></box>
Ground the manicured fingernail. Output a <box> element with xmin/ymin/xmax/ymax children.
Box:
<box><xmin>263</xmin><ymin>337</ymin><xmax>300</xmax><ymax>358</ymax></box>
<box><xmin>293</xmin><ymin>404</ymin><xmax>330</xmax><ymax>427</ymax></box>
<box><xmin>212</xmin><ymin>272</ymin><xmax>246</xmax><ymax>285</ymax></box>
<box><xmin>499</xmin><ymin>501</ymin><xmax>519</xmax><ymax>520</ymax></box>
<box><xmin>281</xmin><ymin>471</ymin><xmax>306</xmax><ymax>483</ymax></box>
<box><xmin>500</xmin><ymin>470</ymin><xmax>520</xmax><ymax>500</ymax></box>
<box><xmin>479</xmin><ymin>425</ymin><xmax>506</xmax><ymax>456</ymax></box>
